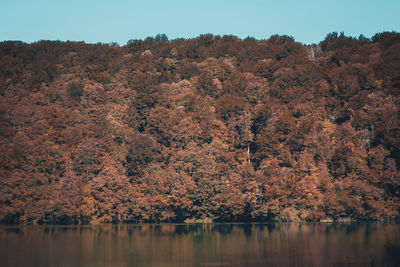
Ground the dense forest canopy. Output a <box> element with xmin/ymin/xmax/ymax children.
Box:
<box><xmin>0</xmin><ymin>32</ymin><xmax>399</xmax><ymax>224</ymax></box>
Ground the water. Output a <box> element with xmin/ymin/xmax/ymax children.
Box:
<box><xmin>1</xmin><ymin>223</ymin><xmax>399</xmax><ymax>267</ymax></box>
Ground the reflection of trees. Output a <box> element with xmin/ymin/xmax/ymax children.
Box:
<box><xmin>1</xmin><ymin>223</ymin><xmax>400</xmax><ymax>266</ymax></box>
<box><xmin>384</xmin><ymin>242</ymin><xmax>400</xmax><ymax>267</ymax></box>
<box><xmin>213</xmin><ymin>224</ymin><xmax>234</xmax><ymax>236</ymax></box>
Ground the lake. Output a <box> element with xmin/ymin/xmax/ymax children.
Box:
<box><xmin>1</xmin><ymin>222</ymin><xmax>399</xmax><ymax>266</ymax></box>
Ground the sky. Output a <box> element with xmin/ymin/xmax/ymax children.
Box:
<box><xmin>0</xmin><ymin>0</ymin><xmax>399</xmax><ymax>45</ymax></box>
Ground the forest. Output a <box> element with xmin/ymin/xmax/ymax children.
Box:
<box><xmin>0</xmin><ymin>32</ymin><xmax>399</xmax><ymax>224</ymax></box>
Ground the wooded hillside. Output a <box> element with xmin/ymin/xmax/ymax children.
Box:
<box><xmin>1</xmin><ymin>32</ymin><xmax>399</xmax><ymax>224</ymax></box>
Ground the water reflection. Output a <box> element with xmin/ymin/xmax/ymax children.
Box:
<box><xmin>0</xmin><ymin>222</ymin><xmax>399</xmax><ymax>267</ymax></box>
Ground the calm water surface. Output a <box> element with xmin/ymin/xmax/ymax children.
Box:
<box><xmin>1</xmin><ymin>222</ymin><xmax>399</xmax><ymax>267</ymax></box>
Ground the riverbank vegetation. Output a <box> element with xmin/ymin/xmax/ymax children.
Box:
<box><xmin>0</xmin><ymin>32</ymin><xmax>399</xmax><ymax>224</ymax></box>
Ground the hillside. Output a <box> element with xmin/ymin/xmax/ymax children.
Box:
<box><xmin>0</xmin><ymin>32</ymin><xmax>399</xmax><ymax>224</ymax></box>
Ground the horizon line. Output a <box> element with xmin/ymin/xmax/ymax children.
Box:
<box><xmin>2</xmin><ymin>31</ymin><xmax>399</xmax><ymax>46</ymax></box>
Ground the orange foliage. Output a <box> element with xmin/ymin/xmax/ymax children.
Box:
<box><xmin>0</xmin><ymin>32</ymin><xmax>400</xmax><ymax>224</ymax></box>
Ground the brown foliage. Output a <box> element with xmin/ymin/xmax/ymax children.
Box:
<box><xmin>0</xmin><ymin>33</ymin><xmax>400</xmax><ymax>224</ymax></box>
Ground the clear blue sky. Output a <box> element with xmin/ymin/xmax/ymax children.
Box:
<box><xmin>1</xmin><ymin>0</ymin><xmax>399</xmax><ymax>44</ymax></box>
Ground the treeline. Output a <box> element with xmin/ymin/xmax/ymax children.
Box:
<box><xmin>0</xmin><ymin>32</ymin><xmax>399</xmax><ymax>224</ymax></box>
